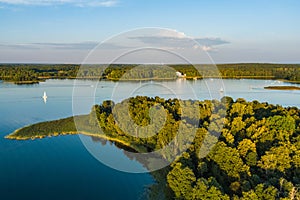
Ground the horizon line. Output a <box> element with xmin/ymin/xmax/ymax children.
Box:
<box><xmin>0</xmin><ymin>62</ymin><xmax>300</xmax><ymax>65</ymax></box>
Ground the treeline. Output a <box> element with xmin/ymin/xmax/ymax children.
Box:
<box><xmin>0</xmin><ymin>63</ymin><xmax>300</xmax><ymax>83</ymax></box>
<box><xmin>8</xmin><ymin>96</ymin><xmax>300</xmax><ymax>199</ymax></box>
<box><xmin>0</xmin><ymin>64</ymin><xmax>78</xmax><ymax>83</ymax></box>
<box><xmin>217</xmin><ymin>63</ymin><xmax>300</xmax><ymax>81</ymax></box>
<box><xmin>173</xmin><ymin>63</ymin><xmax>300</xmax><ymax>81</ymax></box>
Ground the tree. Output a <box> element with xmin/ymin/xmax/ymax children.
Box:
<box><xmin>230</xmin><ymin>117</ymin><xmax>246</xmax><ymax>136</ymax></box>
<box><xmin>192</xmin><ymin>178</ymin><xmax>230</xmax><ymax>200</ymax></box>
<box><xmin>255</xmin><ymin>184</ymin><xmax>278</xmax><ymax>200</ymax></box>
<box><xmin>221</xmin><ymin>128</ymin><xmax>235</xmax><ymax>144</ymax></box>
<box><xmin>245</xmin><ymin>152</ymin><xmax>257</xmax><ymax>166</ymax></box>
<box><xmin>267</xmin><ymin>115</ymin><xmax>295</xmax><ymax>141</ymax></box>
<box><xmin>208</xmin><ymin>142</ymin><xmax>250</xmax><ymax>178</ymax></box>
<box><xmin>258</xmin><ymin>144</ymin><xmax>292</xmax><ymax>173</ymax></box>
<box><xmin>237</xmin><ymin>139</ymin><xmax>256</xmax><ymax>157</ymax></box>
<box><xmin>167</xmin><ymin>163</ymin><xmax>196</xmax><ymax>199</ymax></box>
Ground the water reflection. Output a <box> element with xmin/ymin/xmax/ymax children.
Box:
<box><xmin>90</xmin><ymin>136</ymin><xmax>138</xmax><ymax>153</ymax></box>
<box><xmin>88</xmin><ymin>135</ymin><xmax>167</xmax><ymax>199</ymax></box>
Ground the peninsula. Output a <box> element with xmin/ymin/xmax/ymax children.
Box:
<box><xmin>5</xmin><ymin>96</ymin><xmax>300</xmax><ymax>199</ymax></box>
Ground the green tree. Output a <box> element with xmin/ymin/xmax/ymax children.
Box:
<box><xmin>237</xmin><ymin>139</ymin><xmax>256</xmax><ymax>157</ymax></box>
<box><xmin>258</xmin><ymin>144</ymin><xmax>292</xmax><ymax>173</ymax></box>
<box><xmin>208</xmin><ymin>142</ymin><xmax>250</xmax><ymax>178</ymax></box>
<box><xmin>192</xmin><ymin>178</ymin><xmax>230</xmax><ymax>200</ymax></box>
<box><xmin>167</xmin><ymin>163</ymin><xmax>196</xmax><ymax>199</ymax></box>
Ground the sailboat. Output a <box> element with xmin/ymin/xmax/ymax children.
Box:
<box><xmin>42</xmin><ymin>91</ymin><xmax>47</xmax><ymax>103</ymax></box>
<box><xmin>219</xmin><ymin>87</ymin><xmax>224</xmax><ymax>93</ymax></box>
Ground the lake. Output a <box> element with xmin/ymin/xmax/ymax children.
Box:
<box><xmin>0</xmin><ymin>79</ymin><xmax>299</xmax><ymax>199</ymax></box>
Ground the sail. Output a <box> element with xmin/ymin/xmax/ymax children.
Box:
<box><xmin>43</xmin><ymin>91</ymin><xmax>47</xmax><ymax>103</ymax></box>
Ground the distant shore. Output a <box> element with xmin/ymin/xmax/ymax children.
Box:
<box><xmin>2</xmin><ymin>76</ymin><xmax>300</xmax><ymax>85</ymax></box>
<box><xmin>264</xmin><ymin>85</ymin><xmax>300</xmax><ymax>90</ymax></box>
<box><xmin>3</xmin><ymin>80</ymin><xmax>40</xmax><ymax>84</ymax></box>
<box><xmin>1</xmin><ymin>63</ymin><xmax>300</xmax><ymax>84</ymax></box>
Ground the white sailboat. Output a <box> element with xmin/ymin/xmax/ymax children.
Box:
<box><xmin>42</xmin><ymin>91</ymin><xmax>47</xmax><ymax>103</ymax></box>
<box><xmin>219</xmin><ymin>87</ymin><xmax>224</xmax><ymax>93</ymax></box>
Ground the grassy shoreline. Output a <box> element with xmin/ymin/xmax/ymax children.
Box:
<box><xmin>6</xmin><ymin>129</ymin><xmax>148</xmax><ymax>155</ymax></box>
<box><xmin>4</xmin><ymin>117</ymin><xmax>146</xmax><ymax>153</ymax></box>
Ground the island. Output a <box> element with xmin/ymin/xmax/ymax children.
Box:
<box><xmin>6</xmin><ymin>96</ymin><xmax>300</xmax><ymax>200</ymax></box>
<box><xmin>264</xmin><ymin>86</ymin><xmax>300</xmax><ymax>90</ymax></box>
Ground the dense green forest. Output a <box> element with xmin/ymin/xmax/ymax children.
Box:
<box><xmin>1</xmin><ymin>63</ymin><xmax>300</xmax><ymax>83</ymax></box>
<box><xmin>0</xmin><ymin>64</ymin><xmax>78</xmax><ymax>83</ymax></box>
<box><xmin>6</xmin><ymin>96</ymin><xmax>300</xmax><ymax>199</ymax></box>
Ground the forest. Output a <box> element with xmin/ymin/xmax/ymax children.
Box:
<box><xmin>0</xmin><ymin>63</ymin><xmax>300</xmax><ymax>83</ymax></box>
<box><xmin>6</xmin><ymin>96</ymin><xmax>300</xmax><ymax>199</ymax></box>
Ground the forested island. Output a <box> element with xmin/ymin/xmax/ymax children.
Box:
<box><xmin>6</xmin><ymin>96</ymin><xmax>300</xmax><ymax>199</ymax></box>
<box><xmin>264</xmin><ymin>86</ymin><xmax>300</xmax><ymax>90</ymax></box>
<box><xmin>1</xmin><ymin>63</ymin><xmax>300</xmax><ymax>84</ymax></box>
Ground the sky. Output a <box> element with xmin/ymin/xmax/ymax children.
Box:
<box><xmin>0</xmin><ymin>0</ymin><xmax>299</xmax><ymax>63</ymax></box>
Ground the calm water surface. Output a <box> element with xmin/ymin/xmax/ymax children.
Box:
<box><xmin>0</xmin><ymin>79</ymin><xmax>299</xmax><ymax>199</ymax></box>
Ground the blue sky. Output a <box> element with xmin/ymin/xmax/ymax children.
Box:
<box><xmin>0</xmin><ymin>0</ymin><xmax>299</xmax><ymax>63</ymax></box>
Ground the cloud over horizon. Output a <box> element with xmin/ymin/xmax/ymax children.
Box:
<box><xmin>0</xmin><ymin>31</ymin><xmax>229</xmax><ymax>52</ymax></box>
<box><xmin>128</xmin><ymin>30</ymin><xmax>229</xmax><ymax>52</ymax></box>
<box><xmin>129</xmin><ymin>36</ymin><xmax>229</xmax><ymax>52</ymax></box>
<box><xmin>0</xmin><ymin>29</ymin><xmax>231</xmax><ymax>63</ymax></box>
<box><xmin>0</xmin><ymin>41</ymin><xmax>128</xmax><ymax>50</ymax></box>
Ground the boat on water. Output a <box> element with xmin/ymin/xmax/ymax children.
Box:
<box><xmin>219</xmin><ymin>87</ymin><xmax>224</xmax><ymax>93</ymax></box>
<box><xmin>42</xmin><ymin>91</ymin><xmax>47</xmax><ymax>103</ymax></box>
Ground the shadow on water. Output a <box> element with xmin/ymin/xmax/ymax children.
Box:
<box><xmin>88</xmin><ymin>135</ymin><xmax>168</xmax><ymax>200</ymax></box>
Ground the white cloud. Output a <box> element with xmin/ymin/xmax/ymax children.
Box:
<box><xmin>0</xmin><ymin>0</ymin><xmax>118</xmax><ymax>7</ymax></box>
<box><xmin>158</xmin><ymin>29</ymin><xmax>187</xmax><ymax>39</ymax></box>
<box><xmin>128</xmin><ymin>30</ymin><xmax>229</xmax><ymax>52</ymax></box>
<box><xmin>193</xmin><ymin>45</ymin><xmax>216</xmax><ymax>52</ymax></box>
<box><xmin>0</xmin><ymin>41</ymin><xmax>126</xmax><ymax>50</ymax></box>
<box><xmin>0</xmin><ymin>30</ymin><xmax>230</xmax><ymax>63</ymax></box>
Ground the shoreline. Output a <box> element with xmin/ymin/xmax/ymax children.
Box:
<box><xmin>2</xmin><ymin>76</ymin><xmax>300</xmax><ymax>84</ymax></box>
<box><xmin>264</xmin><ymin>85</ymin><xmax>300</xmax><ymax>90</ymax></box>
<box><xmin>5</xmin><ymin>130</ymin><xmax>143</xmax><ymax>153</ymax></box>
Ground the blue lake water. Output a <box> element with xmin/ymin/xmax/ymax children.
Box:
<box><xmin>0</xmin><ymin>79</ymin><xmax>299</xmax><ymax>199</ymax></box>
